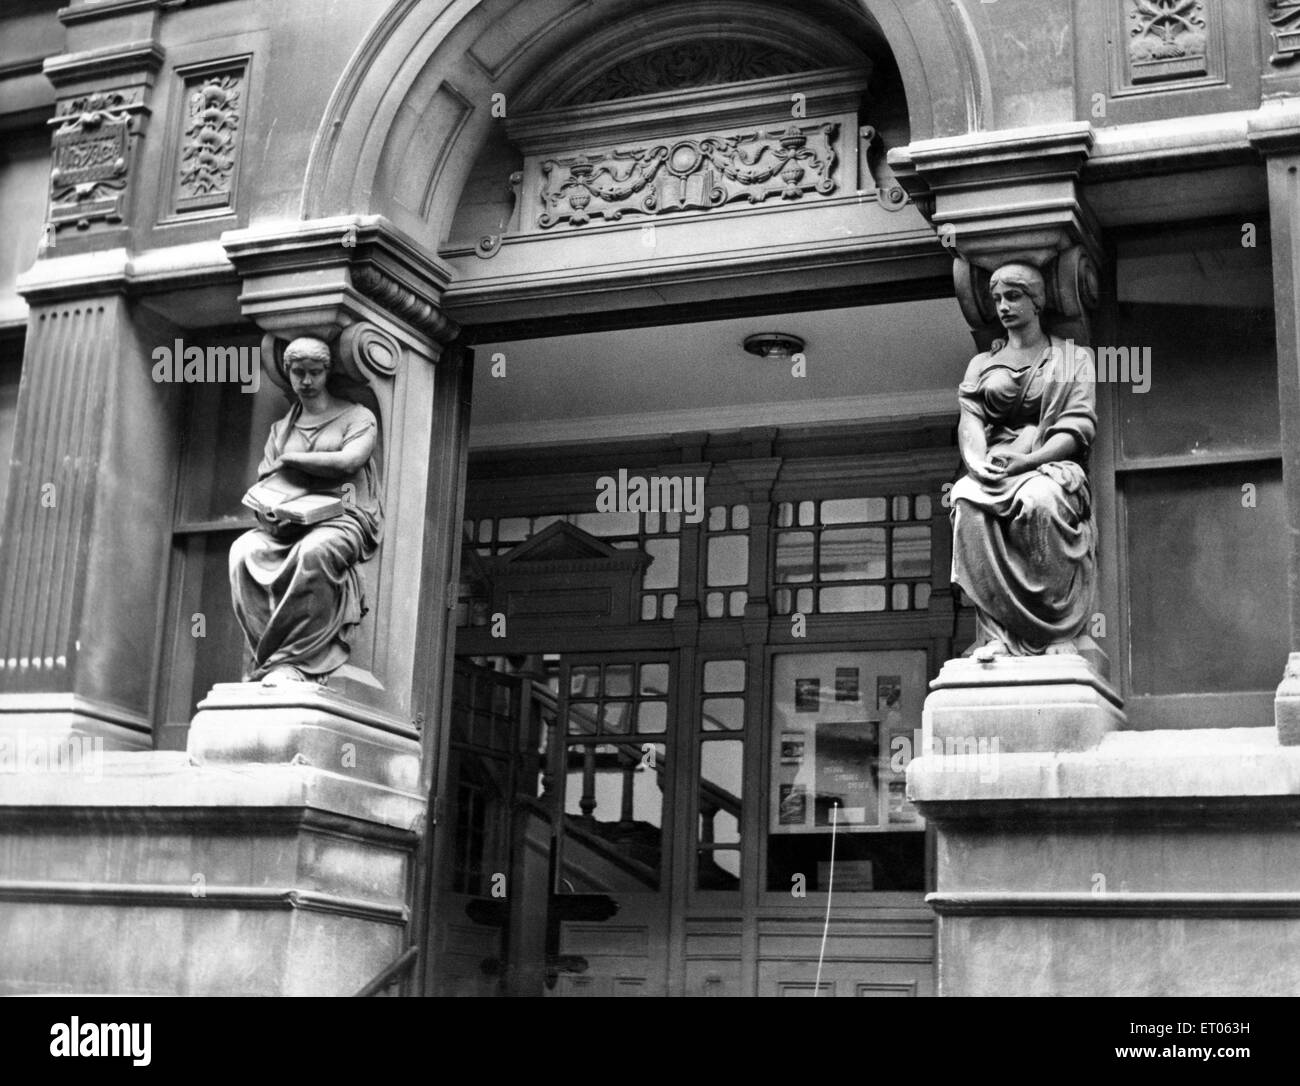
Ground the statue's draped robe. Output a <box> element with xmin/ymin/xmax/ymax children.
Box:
<box><xmin>229</xmin><ymin>401</ymin><xmax>382</xmax><ymax>679</ymax></box>
<box><xmin>949</xmin><ymin>337</ymin><xmax>1096</xmax><ymax>654</ymax></box>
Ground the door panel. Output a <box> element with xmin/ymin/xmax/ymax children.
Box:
<box><xmin>544</xmin><ymin>656</ymin><xmax>674</xmax><ymax>996</ymax></box>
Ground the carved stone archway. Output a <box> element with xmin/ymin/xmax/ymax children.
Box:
<box><xmin>302</xmin><ymin>0</ymin><xmax>992</xmax><ymax>245</ymax></box>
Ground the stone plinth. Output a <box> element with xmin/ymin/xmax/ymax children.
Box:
<box><xmin>924</xmin><ymin>653</ymin><xmax>1124</xmax><ymax>755</ymax></box>
<box><xmin>0</xmin><ymin>687</ymin><xmax>426</xmax><ymax>995</ymax></box>
<box><xmin>190</xmin><ymin>681</ymin><xmax>421</xmax><ymax>795</ymax></box>
<box><xmin>909</xmin><ymin>724</ymin><xmax>1300</xmax><ymax>996</ymax></box>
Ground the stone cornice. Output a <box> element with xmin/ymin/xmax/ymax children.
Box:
<box><xmin>15</xmin><ymin>242</ymin><xmax>237</xmax><ymax>305</ymax></box>
<box><xmin>0</xmin><ymin>880</ymin><xmax>410</xmax><ymax>924</ymax></box>
<box><xmin>1246</xmin><ymin>96</ymin><xmax>1300</xmax><ymax>157</ymax></box>
<box><xmin>58</xmin><ymin>0</ymin><xmax>162</xmax><ymax>26</ymax></box>
<box><xmin>928</xmin><ymin>890</ymin><xmax>1300</xmax><ymax>918</ymax></box>
<box><xmin>42</xmin><ymin>40</ymin><xmax>165</xmax><ymax>88</ymax></box>
<box><xmin>891</xmin><ymin>121</ymin><xmax>1095</xmax><ymax>197</ymax></box>
<box><xmin>221</xmin><ymin>216</ymin><xmax>458</xmax><ymax>344</ymax></box>
<box><xmin>889</xmin><ymin>121</ymin><xmax>1099</xmax><ymax>269</ymax></box>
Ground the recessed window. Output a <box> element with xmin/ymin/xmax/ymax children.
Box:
<box><xmin>771</xmin><ymin>495</ymin><xmax>933</xmax><ymax>614</ymax></box>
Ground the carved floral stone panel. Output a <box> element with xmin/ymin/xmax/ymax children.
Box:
<box><xmin>1125</xmin><ymin>0</ymin><xmax>1209</xmax><ymax>83</ymax></box>
<box><xmin>537</xmin><ymin>122</ymin><xmax>840</xmax><ymax>228</ymax></box>
<box><xmin>48</xmin><ymin>90</ymin><xmax>142</xmax><ymax>229</ymax></box>
<box><xmin>176</xmin><ymin>67</ymin><xmax>244</xmax><ymax>213</ymax></box>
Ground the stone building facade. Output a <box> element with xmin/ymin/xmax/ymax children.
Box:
<box><xmin>1</xmin><ymin>0</ymin><xmax>1299</xmax><ymax>995</ymax></box>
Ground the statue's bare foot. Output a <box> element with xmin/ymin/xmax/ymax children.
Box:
<box><xmin>1044</xmin><ymin>638</ymin><xmax>1078</xmax><ymax>656</ymax></box>
<box><xmin>973</xmin><ymin>639</ymin><xmax>1008</xmax><ymax>663</ymax></box>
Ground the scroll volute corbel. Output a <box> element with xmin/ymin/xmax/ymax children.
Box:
<box><xmin>954</xmin><ymin>246</ymin><xmax>1099</xmax><ymax>350</ymax></box>
<box><xmin>259</xmin><ymin>326</ymin><xmax>395</xmax><ymax>458</ymax></box>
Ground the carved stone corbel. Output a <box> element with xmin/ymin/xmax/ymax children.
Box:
<box><xmin>891</xmin><ymin>122</ymin><xmax>1101</xmax><ymax>347</ymax></box>
<box><xmin>954</xmin><ymin>244</ymin><xmax>1100</xmax><ymax>348</ymax></box>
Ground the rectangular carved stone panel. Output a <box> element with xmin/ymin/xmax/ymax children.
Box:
<box><xmin>536</xmin><ymin>122</ymin><xmax>842</xmax><ymax>229</ymax></box>
<box><xmin>48</xmin><ymin>92</ymin><xmax>142</xmax><ymax>229</ymax></box>
<box><xmin>174</xmin><ymin>61</ymin><xmax>246</xmax><ymax>214</ymax></box>
<box><xmin>1268</xmin><ymin>0</ymin><xmax>1300</xmax><ymax>65</ymax></box>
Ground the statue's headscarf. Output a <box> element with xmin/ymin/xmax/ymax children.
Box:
<box><xmin>989</xmin><ymin>262</ymin><xmax>1047</xmax><ymax>313</ymax></box>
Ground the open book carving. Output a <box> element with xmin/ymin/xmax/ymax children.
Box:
<box><xmin>241</xmin><ymin>472</ymin><xmax>343</xmax><ymax>527</ymax></box>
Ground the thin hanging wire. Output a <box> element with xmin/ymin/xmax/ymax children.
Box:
<box><xmin>814</xmin><ymin>800</ymin><xmax>839</xmax><ymax>997</ymax></box>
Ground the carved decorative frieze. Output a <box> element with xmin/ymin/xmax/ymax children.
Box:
<box><xmin>1125</xmin><ymin>0</ymin><xmax>1208</xmax><ymax>83</ymax></box>
<box><xmin>47</xmin><ymin>90</ymin><xmax>144</xmax><ymax>229</ymax></box>
<box><xmin>1268</xmin><ymin>0</ymin><xmax>1300</xmax><ymax>64</ymax></box>
<box><xmin>562</xmin><ymin>40</ymin><xmax>818</xmax><ymax>105</ymax></box>
<box><xmin>177</xmin><ymin>69</ymin><xmax>243</xmax><ymax>212</ymax></box>
<box><xmin>537</xmin><ymin>122</ymin><xmax>840</xmax><ymax>228</ymax></box>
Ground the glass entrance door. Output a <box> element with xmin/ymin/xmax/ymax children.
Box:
<box><xmin>545</xmin><ymin>655</ymin><xmax>673</xmax><ymax>996</ymax></box>
<box><xmin>433</xmin><ymin>653</ymin><xmax>674</xmax><ymax>996</ymax></box>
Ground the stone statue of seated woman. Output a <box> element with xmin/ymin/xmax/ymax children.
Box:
<box><xmin>229</xmin><ymin>336</ymin><xmax>383</xmax><ymax>685</ymax></box>
<box><xmin>948</xmin><ymin>262</ymin><xmax>1097</xmax><ymax>662</ymax></box>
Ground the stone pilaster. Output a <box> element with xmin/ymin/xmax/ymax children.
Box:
<box><xmin>0</xmin><ymin>3</ymin><xmax>176</xmax><ymax>750</ymax></box>
<box><xmin>1249</xmin><ymin>99</ymin><xmax>1300</xmax><ymax>746</ymax></box>
<box><xmin>0</xmin><ymin>283</ymin><xmax>184</xmax><ymax>749</ymax></box>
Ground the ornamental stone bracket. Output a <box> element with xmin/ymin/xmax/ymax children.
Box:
<box><xmin>220</xmin><ymin>215</ymin><xmax>459</xmax><ymax>349</ymax></box>
<box><xmin>888</xmin><ymin>122</ymin><xmax>1102</xmax><ymax>344</ymax></box>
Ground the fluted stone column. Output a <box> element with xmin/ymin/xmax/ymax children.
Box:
<box><xmin>0</xmin><ymin>287</ymin><xmax>184</xmax><ymax>749</ymax></box>
<box><xmin>0</xmin><ymin>11</ymin><xmax>170</xmax><ymax>750</ymax></box>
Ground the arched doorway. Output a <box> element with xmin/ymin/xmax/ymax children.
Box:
<box><xmin>299</xmin><ymin>0</ymin><xmax>994</xmax><ymax>996</ymax></box>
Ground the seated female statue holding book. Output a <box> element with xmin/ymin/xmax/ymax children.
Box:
<box><xmin>948</xmin><ymin>262</ymin><xmax>1097</xmax><ymax>660</ymax></box>
<box><xmin>229</xmin><ymin>336</ymin><xmax>383</xmax><ymax>684</ymax></box>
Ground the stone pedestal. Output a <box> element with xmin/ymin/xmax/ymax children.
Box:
<box><xmin>924</xmin><ymin>653</ymin><xmax>1124</xmax><ymax>756</ymax></box>
<box><xmin>911</xmin><ymin>660</ymin><xmax>1300</xmax><ymax>996</ymax></box>
<box><xmin>0</xmin><ymin>689</ymin><xmax>425</xmax><ymax>995</ymax></box>
<box><xmin>190</xmin><ymin>682</ymin><xmax>422</xmax><ymax>796</ymax></box>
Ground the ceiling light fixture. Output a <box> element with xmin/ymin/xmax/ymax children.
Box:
<box><xmin>743</xmin><ymin>332</ymin><xmax>805</xmax><ymax>360</ymax></box>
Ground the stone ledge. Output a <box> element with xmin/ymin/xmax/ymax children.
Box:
<box><xmin>909</xmin><ymin>726</ymin><xmax>1300</xmax><ymax>804</ymax></box>
<box><xmin>0</xmin><ymin>750</ymin><xmax>424</xmax><ymax>831</ymax></box>
<box><xmin>0</xmin><ymin>880</ymin><xmax>408</xmax><ymax>924</ymax></box>
<box><xmin>928</xmin><ymin>891</ymin><xmax>1300</xmax><ymax>918</ymax></box>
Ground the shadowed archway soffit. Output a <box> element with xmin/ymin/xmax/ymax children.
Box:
<box><xmin>510</xmin><ymin>0</ymin><xmax>875</xmax><ymax>113</ymax></box>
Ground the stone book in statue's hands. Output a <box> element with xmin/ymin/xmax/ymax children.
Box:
<box><xmin>242</xmin><ymin>473</ymin><xmax>343</xmax><ymax>526</ymax></box>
